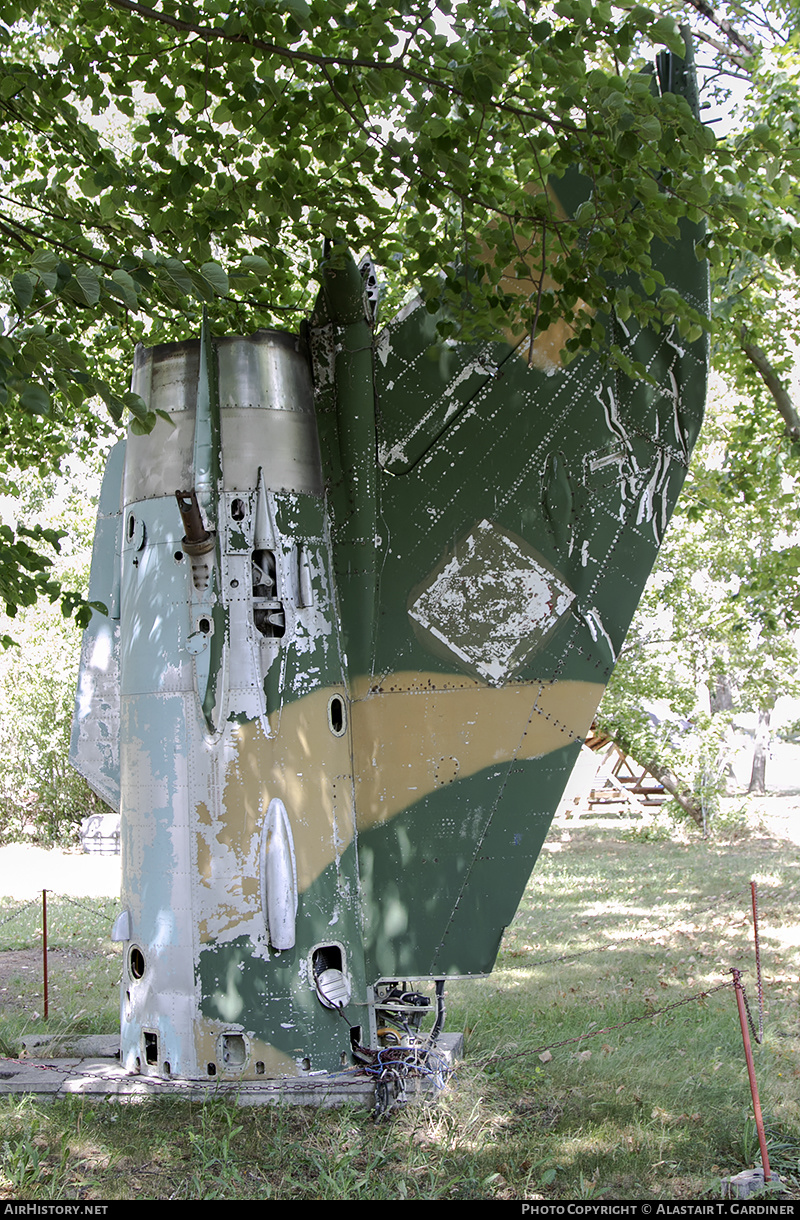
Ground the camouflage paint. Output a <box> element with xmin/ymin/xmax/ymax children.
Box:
<box><xmin>70</xmin><ymin>53</ymin><xmax>708</xmax><ymax>1080</ymax></box>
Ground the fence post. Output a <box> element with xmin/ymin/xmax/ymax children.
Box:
<box><xmin>731</xmin><ymin>967</ymin><xmax>770</xmax><ymax>1181</ymax></box>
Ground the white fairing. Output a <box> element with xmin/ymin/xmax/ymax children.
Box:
<box><xmin>261</xmin><ymin>797</ymin><xmax>299</xmax><ymax>950</ymax></box>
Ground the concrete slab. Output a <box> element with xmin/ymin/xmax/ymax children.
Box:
<box><xmin>721</xmin><ymin>1168</ymin><xmax>785</xmax><ymax>1199</ymax></box>
<box><xmin>21</xmin><ymin>1034</ymin><xmax>120</xmax><ymax>1058</ymax></box>
<box><xmin>0</xmin><ymin>1033</ymin><xmax>462</xmax><ymax>1109</ymax></box>
<box><xmin>0</xmin><ymin>1059</ymin><xmax>80</xmax><ymax>1094</ymax></box>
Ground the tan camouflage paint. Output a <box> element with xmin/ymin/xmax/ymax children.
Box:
<box><xmin>194</xmin><ymin>673</ymin><xmax>603</xmax><ymax>940</ymax></box>
<box><xmin>481</xmin><ymin>184</ymin><xmax>589</xmax><ymax>371</ymax></box>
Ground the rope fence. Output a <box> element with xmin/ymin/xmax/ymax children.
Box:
<box><xmin>0</xmin><ymin>889</ymin><xmax>120</xmax><ymax>1020</ymax></box>
<box><xmin>0</xmin><ymin>879</ymin><xmax>777</xmax><ymax>1153</ymax></box>
<box><xmin>0</xmin><ymin>880</ymin><xmax>766</xmax><ymax>1035</ymax></box>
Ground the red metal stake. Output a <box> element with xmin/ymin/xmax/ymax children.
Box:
<box><xmin>731</xmin><ymin>968</ymin><xmax>770</xmax><ymax>1181</ymax></box>
<box><xmin>42</xmin><ymin>888</ymin><xmax>48</xmax><ymax>1021</ymax></box>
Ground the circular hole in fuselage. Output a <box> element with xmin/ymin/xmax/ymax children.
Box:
<box><xmin>129</xmin><ymin>947</ymin><xmax>145</xmax><ymax>979</ymax></box>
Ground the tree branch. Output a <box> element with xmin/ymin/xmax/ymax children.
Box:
<box><xmin>681</xmin><ymin>0</ymin><xmax>758</xmax><ymax>58</ymax></box>
<box><xmin>104</xmin><ymin>0</ymin><xmax>581</xmax><ymax>135</ymax></box>
<box><xmin>740</xmin><ymin>331</ymin><xmax>800</xmax><ymax>440</ymax></box>
<box><xmin>688</xmin><ymin>26</ymin><xmax>755</xmax><ymax>72</ymax></box>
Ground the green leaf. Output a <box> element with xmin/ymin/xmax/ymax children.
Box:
<box><xmin>29</xmin><ymin>250</ymin><xmax>58</xmax><ymax>292</ymax></box>
<box><xmin>19</xmin><ymin>384</ymin><xmax>52</xmax><ymax>416</ymax></box>
<box><xmin>130</xmin><ymin>411</ymin><xmax>157</xmax><ymax>435</ymax></box>
<box><xmin>11</xmin><ymin>273</ymin><xmax>34</xmax><ymax>312</ymax></box>
<box><xmin>239</xmin><ymin>255</ymin><xmax>271</xmax><ymax>277</ymax></box>
<box><xmin>617</xmin><ymin>130</ymin><xmax>639</xmax><ymax>159</ymax></box>
<box><xmin>0</xmin><ymin>73</ymin><xmax>23</xmax><ymax>100</ymax></box>
<box><xmin>73</xmin><ymin>264</ymin><xmax>101</xmax><ymax>306</ymax></box>
<box><xmin>163</xmin><ymin>258</ymin><xmax>193</xmax><ymax>293</ymax></box>
<box><xmin>110</xmin><ymin>269</ymin><xmax>139</xmax><ymax>308</ymax></box>
<box><xmin>637</xmin><ymin>115</ymin><xmax>661</xmax><ymax>143</ymax></box>
<box><xmin>199</xmin><ymin>261</ymin><xmax>229</xmax><ymax>296</ymax></box>
<box><xmin>122</xmin><ymin>391</ymin><xmax>149</xmax><ymax>420</ymax></box>
<box><xmin>650</xmin><ymin>15</ymin><xmax>685</xmax><ymax>55</ymax></box>
<box><xmin>187</xmin><ymin>269</ymin><xmax>216</xmax><ymax>302</ymax></box>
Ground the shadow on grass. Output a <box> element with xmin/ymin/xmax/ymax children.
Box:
<box><xmin>1</xmin><ymin>816</ymin><xmax>799</xmax><ymax>1200</ymax></box>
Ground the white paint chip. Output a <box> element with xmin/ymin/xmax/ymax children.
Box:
<box><xmin>409</xmin><ymin>519</ymin><xmax>575</xmax><ymax>684</ymax></box>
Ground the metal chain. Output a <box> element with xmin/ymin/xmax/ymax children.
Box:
<box><xmin>0</xmin><ymin>884</ymin><xmax>770</xmax><ymax>1069</ymax></box>
<box><xmin>750</xmin><ymin>881</ymin><xmax>764</xmax><ymax>1044</ymax></box>
<box><xmin>523</xmin><ymin>882</ymin><xmax>762</xmax><ymax>972</ymax></box>
<box><xmin>482</xmin><ymin>980</ymin><xmax>735</xmax><ymax>1066</ymax></box>
<box><xmin>0</xmin><ymin>898</ymin><xmax>39</xmax><ymax>928</ymax></box>
<box><xmin>525</xmin><ymin>945</ymin><xmax>610</xmax><ymax>969</ymax></box>
<box><xmin>738</xmin><ymin>977</ymin><xmax>763</xmax><ymax>1045</ymax></box>
<box><xmin>1</xmin><ymin>893</ymin><xmax>118</xmax><ymax>930</ymax></box>
<box><xmin>55</xmin><ymin>893</ymin><xmax>119</xmax><ymax>922</ymax></box>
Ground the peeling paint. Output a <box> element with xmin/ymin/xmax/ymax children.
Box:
<box><xmin>409</xmin><ymin>520</ymin><xmax>575</xmax><ymax>684</ymax></box>
<box><xmin>72</xmin><ymin>200</ymin><xmax>707</xmax><ymax>1082</ymax></box>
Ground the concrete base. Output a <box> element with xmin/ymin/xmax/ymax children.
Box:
<box><xmin>721</xmin><ymin>1168</ymin><xmax>785</xmax><ymax>1199</ymax></box>
<box><xmin>0</xmin><ymin>1033</ymin><xmax>461</xmax><ymax>1109</ymax></box>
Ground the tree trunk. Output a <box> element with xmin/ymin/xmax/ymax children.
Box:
<box><xmin>748</xmin><ymin>705</ymin><xmax>772</xmax><ymax>795</ymax></box>
<box><xmin>709</xmin><ymin>673</ymin><xmax>735</xmax><ymax>714</ymax></box>
<box><xmin>641</xmin><ymin>761</ymin><xmax>705</xmax><ymax>828</ymax></box>
<box><xmin>602</xmin><ymin>726</ymin><xmax>706</xmax><ymax>827</ymax></box>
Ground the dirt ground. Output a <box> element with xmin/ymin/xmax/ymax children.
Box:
<box><xmin>0</xmin><ymin>848</ymin><xmax>120</xmax><ymax>1022</ymax></box>
<box><xmin>0</xmin><ymin>946</ymin><xmax>103</xmax><ymax>1018</ymax></box>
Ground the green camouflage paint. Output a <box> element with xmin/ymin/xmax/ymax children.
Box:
<box><xmin>71</xmin><ymin>50</ymin><xmax>708</xmax><ymax>1081</ymax></box>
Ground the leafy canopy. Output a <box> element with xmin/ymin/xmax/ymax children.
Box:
<box><xmin>0</xmin><ymin>0</ymin><xmax>798</xmax><ymax>618</ymax></box>
<box><xmin>597</xmin><ymin>375</ymin><xmax>800</xmax><ymax>818</ymax></box>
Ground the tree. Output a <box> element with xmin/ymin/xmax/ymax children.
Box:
<box><xmin>0</xmin><ymin>457</ymin><xmax>104</xmax><ymax>842</ymax></box>
<box><xmin>598</xmin><ymin>374</ymin><xmax>800</xmax><ymax>823</ymax></box>
<box><xmin>1</xmin><ymin>0</ymin><xmax>800</xmax><ymax>624</ymax></box>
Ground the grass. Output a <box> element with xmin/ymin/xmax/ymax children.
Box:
<box><xmin>0</xmin><ymin>893</ymin><xmax>120</xmax><ymax>1055</ymax></box>
<box><xmin>1</xmin><ymin>802</ymin><xmax>799</xmax><ymax>1200</ymax></box>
